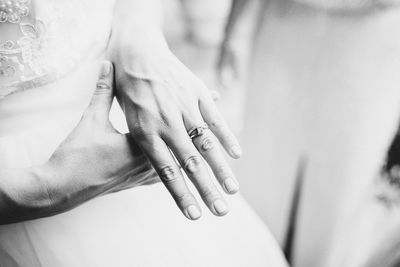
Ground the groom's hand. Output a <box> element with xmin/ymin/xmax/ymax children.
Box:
<box><xmin>45</xmin><ymin>61</ymin><xmax>157</xmax><ymax>212</ymax></box>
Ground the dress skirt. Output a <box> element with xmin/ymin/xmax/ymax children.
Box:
<box><xmin>0</xmin><ymin>59</ymin><xmax>288</xmax><ymax>267</ymax></box>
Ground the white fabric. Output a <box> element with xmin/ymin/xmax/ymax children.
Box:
<box><xmin>236</xmin><ymin>1</ymin><xmax>400</xmax><ymax>266</ymax></box>
<box><xmin>0</xmin><ymin>1</ymin><xmax>288</xmax><ymax>267</ymax></box>
<box><xmin>0</xmin><ymin>0</ymin><xmax>115</xmax><ymax>97</ymax></box>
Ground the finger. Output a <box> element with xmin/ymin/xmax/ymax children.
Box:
<box><xmin>199</xmin><ymin>96</ymin><xmax>242</xmax><ymax>159</ymax></box>
<box><xmin>106</xmin><ymin>168</ymin><xmax>160</xmax><ymax>194</ymax></box>
<box><xmin>164</xmin><ymin>126</ymin><xmax>229</xmax><ymax>216</ymax></box>
<box><xmin>191</xmin><ymin>128</ymin><xmax>239</xmax><ymax>194</ymax></box>
<box><xmin>183</xmin><ymin>112</ymin><xmax>239</xmax><ymax>194</ymax></box>
<box><xmin>85</xmin><ymin>61</ymin><xmax>114</xmax><ymax>122</ymax></box>
<box><xmin>139</xmin><ymin>134</ymin><xmax>201</xmax><ymax>220</ymax></box>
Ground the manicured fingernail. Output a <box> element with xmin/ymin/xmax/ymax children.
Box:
<box><xmin>213</xmin><ymin>199</ymin><xmax>229</xmax><ymax>216</ymax></box>
<box><xmin>224</xmin><ymin>178</ymin><xmax>239</xmax><ymax>194</ymax></box>
<box><xmin>187</xmin><ymin>205</ymin><xmax>201</xmax><ymax>220</ymax></box>
<box><xmin>100</xmin><ymin>61</ymin><xmax>111</xmax><ymax>77</ymax></box>
<box><xmin>230</xmin><ymin>145</ymin><xmax>242</xmax><ymax>158</ymax></box>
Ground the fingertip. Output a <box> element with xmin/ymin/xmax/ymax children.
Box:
<box><xmin>223</xmin><ymin>178</ymin><xmax>240</xmax><ymax>195</ymax></box>
<box><xmin>229</xmin><ymin>145</ymin><xmax>242</xmax><ymax>159</ymax></box>
<box><xmin>186</xmin><ymin>205</ymin><xmax>202</xmax><ymax>220</ymax></box>
<box><xmin>212</xmin><ymin>199</ymin><xmax>229</xmax><ymax>217</ymax></box>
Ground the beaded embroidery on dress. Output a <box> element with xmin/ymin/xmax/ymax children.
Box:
<box><xmin>0</xmin><ymin>0</ymin><xmax>30</xmax><ymax>23</ymax></box>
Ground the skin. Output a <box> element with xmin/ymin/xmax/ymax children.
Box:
<box><xmin>0</xmin><ymin>62</ymin><xmax>157</xmax><ymax>225</ymax></box>
<box><xmin>109</xmin><ymin>0</ymin><xmax>242</xmax><ymax>220</ymax></box>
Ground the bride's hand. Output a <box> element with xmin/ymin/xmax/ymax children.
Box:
<box><xmin>45</xmin><ymin>61</ymin><xmax>157</xmax><ymax>212</ymax></box>
<box><xmin>109</xmin><ymin>34</ymin><xmax>241</xmax><ymax>220</ymax></box>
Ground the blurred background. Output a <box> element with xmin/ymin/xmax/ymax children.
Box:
<box><xmin>113</xmin><ymin>1</ymin><xmax>400</xmax><ymax>266</ymax></box>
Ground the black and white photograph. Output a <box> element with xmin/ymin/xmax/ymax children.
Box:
<box><xmin>1</xmin><ymin>0</ymin><xmax>400</xmax><ymax>266</ymax></box>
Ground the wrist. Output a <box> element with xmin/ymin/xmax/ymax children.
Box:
<box><xmin>0</xmin><ymin>165</ymin><xmax>58</xmax><ymax>224</ymax></box>
<box><xmin>43</xmin><ymin>159</ymin><xmax>95</xmax><ymax>212</ymax></box>
<box><xmin>26</xmin><ymin>164</ymin><xmax>59</xmax><ymax>213</ymax></box>
<box><xmin>109</xmin><ymin>26</ymin><xmax>169</xmax><ymax>61</ymax></box>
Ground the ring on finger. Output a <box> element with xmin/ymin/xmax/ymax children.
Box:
<box><xmin>188</xmin><ymin>123</ymin><xmax>209</xmax><ymax>140</ymax></box>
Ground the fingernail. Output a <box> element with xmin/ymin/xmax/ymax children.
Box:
<box><xmin>213</xmin><ymin>199</ymin><xmax>229</xmax><ymax>216</ymax></box>
<box><xmin>223</xmin><ymin>178</ymin><xmax>239</xmax><ymax>194</ymax></box>
<box><xmin>100</xmin><ymin>61</ymin><xmax>111</xmax><ymax>78</ymax></box>
<box><xmin>230</xmin><ymin>145</ymin><xmax>242</xmax><ymax>158</ymax></box>
<box><xmin>187</xmin><ymin>205</ymin><xmax>201</xmax><ymax>220</ymax></box>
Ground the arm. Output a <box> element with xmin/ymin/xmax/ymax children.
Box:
<box><xmin>0</xmin><ymin>166</ymin><xmax>57</xmax><ymax>224</ymax></box>
<box><xmin>0</xmin><ymin>62</ymin><xmax>156</xmax><ymax>225</ymax></box>
<box><xmin>112</xmin><ymin>0</ymin><xmax>163</xmax><ymax>28</ymax></box>
<box><xmin>111</xmin><ymin>0</ymin><xmax>166</xmax><ymax>53</ymax></box>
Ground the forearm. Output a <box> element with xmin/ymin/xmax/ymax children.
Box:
<box><xmin>0</xmin><ymin>163</ymin><xmax>99</xmax><ymax>225</ymax></box>
<box><xmin>111</xmin><ymin>0</ymin><xmax>167</xmax><ymax>50</ymax></box>
<box><xmin>0</xmin><ymin>165</ymin><xmax>57</xmax><ymax>224</ymax></box>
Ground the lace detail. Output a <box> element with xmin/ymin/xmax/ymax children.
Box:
<box><xmin>0</xmin><ymin>0</ymin><xmax>116</xmax><ymax>98</ymax></box>
<box><xmin>0</xmin><ymin>0</ymin><xmax>30</xmax><ymax>23</ymax></box>
<box><xmin>0</xmin><ymin>17</ymin><xmax>55</xmax><ymax>97</ymax></box>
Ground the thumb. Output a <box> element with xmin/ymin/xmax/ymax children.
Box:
<box><xmin>85</xmin><ymin>61</ymin><xmax>115</xmax><ymax>122</ymax></box>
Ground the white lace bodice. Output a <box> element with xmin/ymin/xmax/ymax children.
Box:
<box><xmin>0</xmin><ymin>0</ymin><xmax>116</xmax><ymax>98</ymax></box>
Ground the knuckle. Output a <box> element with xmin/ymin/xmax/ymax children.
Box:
<box><xmin>131</xmin><ymin>125</ymin><xmax>153</xmax><ymax>142</ymax></box>
<box><xmin>174</xmin><ymin>192</ymin><xmax>194</xmax><ymax>204</ymax></box>
<box><xmin>215</xmin><ymin>165</ymin><xmax>233</xmax><ymax>180</ymax></box>
<box><xmin>184</xmin><ymin>155</ymin><xmax>203</xmax><ymax>175</ymax></box>
<box><xmin>201</xmin><ymin>187</ymin><xmax>218</xmax><ymax>201</ymax></box>
<box><xmin>199</xmin><ymin>136</ymin><xmax>215</xmax><ymax>152</ymax></box>
<box><xmin>158</xmin><ymin>165</ymin><xmax>179</xmax><ymax>184</ymax></box>
<box><xmin>209</xmin><ymin>117</ymin><xmax>225</xmax><ymax>129</ymax></box>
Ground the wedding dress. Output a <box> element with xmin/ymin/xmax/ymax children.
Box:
<box><xmin>0</xmin><ymin>1</ymin><xmax>287</xmax><ymax>266</ymax></box>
